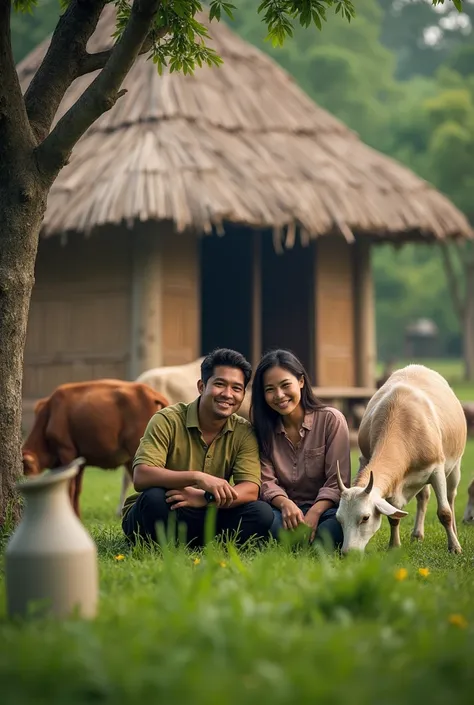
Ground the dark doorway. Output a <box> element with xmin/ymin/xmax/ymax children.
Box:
<box><xmin>200</xmin><ymin>228</ymin><xmax>253</xmax><ymax>361</ymax></box>
<box><xmin>261</xmin><ymin>234</ymin><xmax>314</xmax><ymax>381</ymax></box>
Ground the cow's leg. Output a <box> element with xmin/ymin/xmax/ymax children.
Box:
<box><xmin>72</xmin><ymin>466</ymin><xmax>85</xmax><ymax>518</ymax></box>
<box><xmin>446</xmin><ymin>460</ymin><xmax>462</xmax><ymax>539</ymax></box>
<box><xmin>56</xmin><ymin>445</ymin><xmax>81</xmax><ymax>517</ymax></box>
<box><xmin>430</xmin><ymin>465</ymin><xmax>462</xmax><ymax>554</ymax></box>
<box><xmin>116</xmin><ymin>465</ymin><xmax>133</xmax><ymax>517</ymax></box>
<box><xmin>68</xmin><ymin>476</ymin><xmax>76</xmax><ymax>511</ymax></box>
<box><xmin>411</xmin><ymin>485</ymin><xmax>430</xmax><ymax>541</ymax></box>
<box><xmin>387</xmin><ymin>516</ymin><xmax>401</xmax><ymax>549</ymax></box>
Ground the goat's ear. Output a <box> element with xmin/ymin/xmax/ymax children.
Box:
<box><xmin>374</xmin><ymin>497</ymin><xmax>408</xmax><ymax>519</ymax></box>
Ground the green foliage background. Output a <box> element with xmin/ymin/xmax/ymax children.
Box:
<box><xmin>11</xmin><ymin>0</ymin><xmax>474</xmax><ymax>361</ymax></box>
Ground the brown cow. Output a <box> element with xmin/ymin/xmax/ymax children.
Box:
<box><xmin>22</xmin><ymin>379</ymin><xmax>169</xmax><ymax>518</ymax></box>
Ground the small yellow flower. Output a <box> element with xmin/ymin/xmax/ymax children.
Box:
<box><xmin>114</xmin><ymin>554</ymin><xmax>125</xmax><ymax>561</ymax></box>
<box><xmin>418</xmin><ymin>568</ymin><xmax>430</xmax><ymax>578</ymax></box>
<box><xmin>394</xmin><ymin>568</ymin><xmax>408</xmax><ymax>581</ymax></box>
<box><xmin>219</xmin><ymin>561</ymin><xmax>227</xmax><ymax>568</ymax></box>
<box><xmin>193</xmin><ymin>558</ymin><xmax>201</xmax><ymax>565</ymax></box>
<box><xmin>448</xmin><ymin>614</ymin><xmax>468</xmax><ymax>629</ymax></box>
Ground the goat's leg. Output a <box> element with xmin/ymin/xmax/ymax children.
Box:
<box><xmin>411</xmin><ymin>485</ymin><xmax>430</xmax><ymax>541</ymax></box>
<box><xmin>388</xmin><ymin>516</ymin><xmax>401</xmax><ymax>549</ymax></box>
<box><xmin>446</xmin><ymin>460</ymin><xmax>462</xmax><ymax>539</ymax></box>
<box><xmin>430</xmin><ymin>465</ymin><xmax>462</xmax><ymax>554</ymax></box>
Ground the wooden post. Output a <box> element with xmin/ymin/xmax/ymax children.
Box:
<box><xmin>353</xmin><ymin>239</ymin><xmax>376</xmax><ymax>387</ymax></box>
<box><xmin>251</xmin><ymin>231</ymin><xmax>262</xmax><ymax>368</ymax></box>
<box><xmin>314</xmin><ymin>236</ymin><xmax>356</xmax><ymax>387</ymax></box>
<box><xmin>129</xmin><ymin>225</ymin><xmax>163</xmax><ymax>379</ymax></box>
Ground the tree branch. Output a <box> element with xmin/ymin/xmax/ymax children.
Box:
<box><xmin>78</xmin><ymin>49</ymin><xmax>113</xmax><ymax>75</ymax></box>
<box><xmin>0</xmin><ymin>0</ymin><xmax>34</xmax><ymax>155</ymax></box>
<box><xmin>78</xmin><ymin>25</ymin><xmax>168</xmax><ymax>76</ymax></box>
<box><xmin>36</xmin><ymin>0</ymin><xmax>161</xmax><ymax>181</ymax></box>
<box><xmin>439</xmin><ymin>242</ymin><xmax>465</xmax><ymax>322</ymax></box>
<box><xmin>24</xmin><ymin>0</ymin><xmax>107</xmax><ymax>143</ymax></box>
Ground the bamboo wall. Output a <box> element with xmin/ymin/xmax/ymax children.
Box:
<box><xmin>23</xmin><ymin>228</ymin><xmax>132</xmax><ymax>400</ymax></box>
<box><xmin>23</xmin><ymin>227</ymin><xmax>374</xmax><ymax>429</ymax></box>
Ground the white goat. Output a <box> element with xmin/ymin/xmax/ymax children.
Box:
<box><xmin>336</xmin><ymin>364</ymin><xmax>467</xmax><ymax>554</ymax></box>
<box><xmin>462</xmin><ymin>478</ymin><xmax>474</xmax><ymax>524</ymax></box>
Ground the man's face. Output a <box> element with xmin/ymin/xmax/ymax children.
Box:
<box><xmin>198</xmin><ymin>366</ymin><xmax>246</xmax><ymax>420</ymax></box>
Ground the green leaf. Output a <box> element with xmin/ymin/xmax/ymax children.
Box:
<box><xmin>222</xmin><ymin>3</ymin><xmax>235</xmax><ymax>20</ymax></box>
<box><xmin>209</xmin><ymin>3</ymin><xmax>220</xmax><ymax>21</ymax></box>
<box><xmin>312</xmin><ymin>10</ymin><xmax>322</xmax><ymax>30</ymax></box>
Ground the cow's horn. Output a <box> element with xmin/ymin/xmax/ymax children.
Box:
<box><xmin>364</xmin><ymin>470</ymin><xmax>374</xmax><ymax>495</ymax></box>
<box><xmin>336</xmin><ymin>460</ymin><xmax>348</xmax><ymax>492</ymax></box>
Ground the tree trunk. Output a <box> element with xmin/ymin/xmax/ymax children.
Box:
<box><xmin>0</xmin><ymin>160</ymin><xmax>47</xmax><ymax>529</ymax></box>
<box><xmin>463</xmin><ymin>262</ymin><xmax>474</xmax><ymax>383</ymax></box>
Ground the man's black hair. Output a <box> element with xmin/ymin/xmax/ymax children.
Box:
<box><xmin>200</xmin><ymin>348</ymin><xmax>252</xmax><ymax>388</ymax></box>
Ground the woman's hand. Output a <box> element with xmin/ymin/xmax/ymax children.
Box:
<box><xmin>165</xmin><ymin>487</ymin><xmax>207</xmax><ymax>509</ymax></box>
<box><xmin>304</xmin><ymin>505</ymin><xmax>322</xmax><ymax>542</ymax></box>
<box><xmin>280</xmin><ymin>498</ymin><xmax>305</xmax><ymax>530</ymax></box>
<box><xmin>304</xmin><ymin>500</ymin><xmax>334</xmax><ymax>542</ymax></box>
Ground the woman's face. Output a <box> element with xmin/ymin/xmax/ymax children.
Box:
<box><xmin>263</xmin><ymin>366</ymin><xmax>304</xmax><ymax>416</ymax></box>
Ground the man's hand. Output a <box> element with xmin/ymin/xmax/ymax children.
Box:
<box><xmin>165</xmin><ymin>487</ymin><xmax>207</xmax><ymax>510</ymax></box>
<box><xmin>280</xmin><ymin>498</ymin><xmax>305</xmax><ymax>530</ymax></box>
<box><xmin>194</xmin><ymin>473</ymin><xmax>238</xmax><ymax>507</ymax></box>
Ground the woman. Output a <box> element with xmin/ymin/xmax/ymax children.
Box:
<box><xmin>251</xmin><ymin>349</ymin><xmax>351</xmax><ymax>550</ymax></box>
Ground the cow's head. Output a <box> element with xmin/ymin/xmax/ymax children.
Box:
<box><xmin>335</xmin><ymin>466</ymin><xmax>408</xmax><ymax>554</ymax></box>
<box><xmin>22</xmin><ymin>450</ymin><xmax>41</xmax><ymax>476</ymax></box>
<box><xmin>462</xmin><ymin>479</ymin><xmax>474</xmax><ymax>524</ymax></box>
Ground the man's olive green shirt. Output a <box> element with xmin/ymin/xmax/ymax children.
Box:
<box><xmin>122</xmin><ymin>398</ymin><xmax>261</xmax><ymax>518</ymax></box>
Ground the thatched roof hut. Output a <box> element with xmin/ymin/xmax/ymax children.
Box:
<box><xmin>18</xmin><ymin>6</ymin><xmax>471</xmax><ymax>243</ymax></box>
<box><xmin>17</xmin><ymin>7</ymin><xmax>472</xmax><ymax>422</ymax></box>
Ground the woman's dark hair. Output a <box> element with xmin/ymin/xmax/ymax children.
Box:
<box><xmin>201</xmin><ymin>348</ymin><xmax>252</xmax><ymax>388</ymax></box>
<box><xmin>251</xmin><ymin>349</ymin><xmax>324</xmax><ymax>458</ymax></box>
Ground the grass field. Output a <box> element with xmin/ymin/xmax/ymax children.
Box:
<box><xmin>1</xmin><ymin>359</ymin><xmax>474</xmax><ymax>704</ymax></box>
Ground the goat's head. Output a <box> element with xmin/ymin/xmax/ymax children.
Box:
<box><xmin>336</xmin><ymin>464</ymin><xmax>408</xmax><ymax>554</ymax></box>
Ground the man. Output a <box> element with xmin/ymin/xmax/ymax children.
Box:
<box><xmin>122</xmin><ymin>348</ymin><xmax>274</xmax><ymax>547</ymax></box>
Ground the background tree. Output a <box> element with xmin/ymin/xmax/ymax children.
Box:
<box><xmin>425</xmin><ymin>68</ymin><xmax>474</xmax><ymax>379</ymax></box>
<box><xmin>379</xmin><ymin>0</ymin><xmax>474</xmax><ymax>80</ymax></box>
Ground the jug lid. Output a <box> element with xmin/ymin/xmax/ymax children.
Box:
<box><xmin>17</xmin><ymin>457</ymin><xmax>86</xmax><ymax>492</ymax></box>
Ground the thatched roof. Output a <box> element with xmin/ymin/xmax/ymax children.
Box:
<box><xmin>17</xmin><ymin>6</ymin><xmax>472</xmax><ymax>243</ymax></box>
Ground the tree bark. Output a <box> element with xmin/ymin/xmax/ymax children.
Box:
<box><xmin>463</xmin><ymin>262</ymin><xmax>474</xmax><ymax>383</ymax></box>
<box><xmin>0</xmin><ymin>0</ymin><xmax>47</xmax><ymax>527</ymax></box>
<box><xmin>0</xmin><ymin>176</ymin><xmax>47</xmax><ymax>528</ymax></box>
<box><xmin>439</xmin><ymin>242</ymin><xmax>474</xmax><ymax>383</ymax></box>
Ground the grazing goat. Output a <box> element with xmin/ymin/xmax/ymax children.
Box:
<box><xmin>463</xmin><ymin>478</ymin><xmax>474</xmax><ymax>524</ymax></box>
<box><xmin>336</xmin><ymin>364</ymin><xmax>467</xmax><ymax>554</ymax></box>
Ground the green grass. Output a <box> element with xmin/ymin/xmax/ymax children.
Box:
<box><xmin>1</xmin><ymin>443</ymin><xmax>474</xmax><ymax>704</ymax></box>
